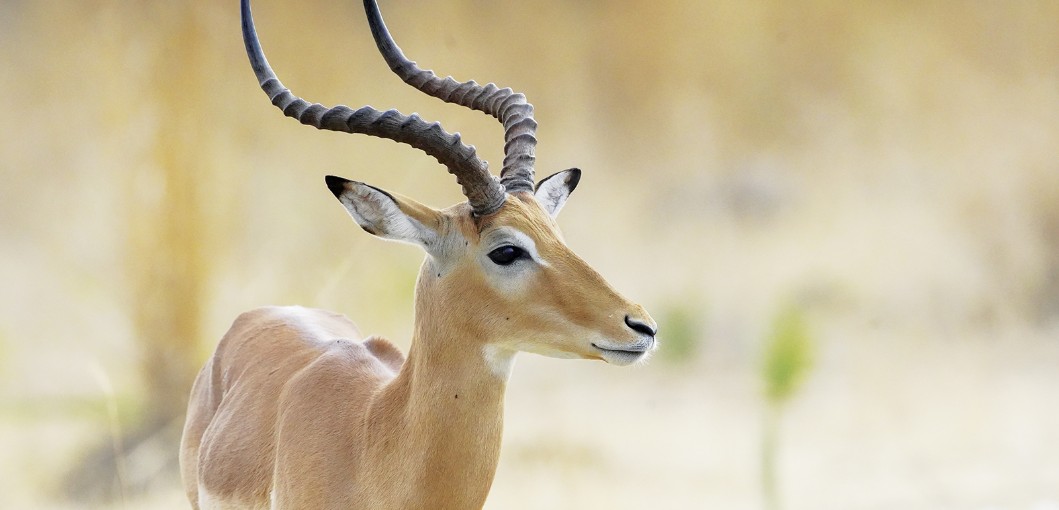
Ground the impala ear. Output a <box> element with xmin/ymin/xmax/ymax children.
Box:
<box><xmin>534</xmin><ymin>168</ymin><xmax>581</xmax><ymax>218</ymax></box>
<box><xmin>326</xmin><ymin>175</ymin><xmax>442</xmax><ymax>250</ymax></box>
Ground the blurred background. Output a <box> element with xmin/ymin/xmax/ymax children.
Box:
<box><xmin>2</xmin><ymin>0</ymin><xmax>1058</xmax><ymax>508</ymax></box>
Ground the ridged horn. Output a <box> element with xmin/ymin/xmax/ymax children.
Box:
<box><xmin>241</xmin><ymin>0</ymin><xmax>506</xmax><ymax>216</ymax></box>
<box><xmin>363</xmin><ymin>0</ymin><xmax>537</xmax><ymax>194</ymax></box>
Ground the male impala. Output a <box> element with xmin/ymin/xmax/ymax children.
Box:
<box><xmin>179</xmin><ymin>0</ymin><xmax>658</xmax><ymax>508</ymax></box>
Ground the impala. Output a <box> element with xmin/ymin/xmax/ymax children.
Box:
<box><xmin>179</xmin><ymin>0</ymin><xmax>658</xmax><ymax>508</ymax></box>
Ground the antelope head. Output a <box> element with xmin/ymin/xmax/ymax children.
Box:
<box><xmin>242</xmin><ymin>0</ymin><xmax>657</xmax><ymax>368</ymax></box>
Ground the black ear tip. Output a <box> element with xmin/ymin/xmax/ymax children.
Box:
<box><xmin>535</xmin><ymin>168</ymin><xmax>582</xmax><ymax>192</ymax></box>
<box><xmin>564</xmin><ymin>168</ymin><xmax>581</xmax><ymax>191</ymax></box>
<box><xmin>325</xmin><ymin>175</ymin><xmax>350</xmax><ymax>198</ymax></box>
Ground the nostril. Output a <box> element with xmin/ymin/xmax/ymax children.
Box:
<box><xmin>624</xmin><ymin>315</ymin><xmax>657</xmax><ymax>337</ymax></box>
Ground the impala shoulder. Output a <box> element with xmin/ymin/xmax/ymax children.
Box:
<box><xmin>277</xmin><ymin>340</ymin><xmax>394</xmax><ymax>425</ymax></box>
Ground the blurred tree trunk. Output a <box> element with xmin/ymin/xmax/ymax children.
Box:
<box><xmin>66</xmin><ymin>1</ymin><xmax>221</xmax><ymax>501</ymax></box>
<box><xmin>131</xmin><ymin>2</ymin><xmax>212</xmax><ymax>430</ymax></box>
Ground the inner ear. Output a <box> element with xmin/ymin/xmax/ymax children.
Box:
<box><xmin>534</xmin><ymin>168</ymin><xmax>581</xmax><ymax>218</ymax></box>
<box><xmin>326</xmin><ymin>175</ymin><xmax>441</xmax><ymax>249</ymax></box>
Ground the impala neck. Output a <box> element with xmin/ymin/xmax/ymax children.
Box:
<box><xmin>369</xmin><ymin>269</ymin><xmax>515</xmax><ymax>508</ymax></box>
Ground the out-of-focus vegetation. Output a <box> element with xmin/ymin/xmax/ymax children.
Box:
<box><xmin>763</xmin><ymin>305</ymin><xmax>813</xmax><ymax>406</ymax></box>
<box><xmin>657</xmin><ymin>301</ymin><xmax>701</xmax><ymax>364</ymax></box>
<box><xmin>761</xmin><ymin>304</ymin><xmax>815</xmax><ymax>510</ymax></box>
<box><xmin>2</xmin><ymin>0</ymin><xmax>1058</xmax><ymax>509</ymax></box>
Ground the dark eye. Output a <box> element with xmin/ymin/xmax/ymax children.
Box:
<box><xmin>487</xmin><ymin>245</ymin><xmax>525</xmax><ymax>266</ymax></box>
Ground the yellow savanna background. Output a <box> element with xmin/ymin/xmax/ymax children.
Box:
<box><xmin>2</xmin><ymin>1</ymin><xmax>1058</xmax><ymax>508</ymax></box>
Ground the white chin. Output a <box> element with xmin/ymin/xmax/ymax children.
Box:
<box><xmin>600</xmin><ymin>350</ymin><xmax>647</xmax><ymax>366</ymax></box>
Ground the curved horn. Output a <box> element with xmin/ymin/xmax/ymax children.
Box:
<box><xmin>363</xmin><ymin>0</ymin><xmax>537</xmax><ymax>194</ymax></box>
<box><xmin>241</xmin><ymin>0</ymin><xmax>506</xmax><ymax>216</ymax></box>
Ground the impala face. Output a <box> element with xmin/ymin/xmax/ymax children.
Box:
<box><xmin>326</xmin><ymin>169</ymin><xmax>658</xmax><ymax>369</ymax></box>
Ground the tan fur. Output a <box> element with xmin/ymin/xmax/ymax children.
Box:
<box><xmin>180</xmin><ymin>195</ymin><xmax>655</xmax><ymax>509</ymax></box>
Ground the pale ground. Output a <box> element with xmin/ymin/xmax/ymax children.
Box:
<box><xmin>3</xmin><ymin>323</ymin><xmax>1057</xmax><ymax>510</ymax></box>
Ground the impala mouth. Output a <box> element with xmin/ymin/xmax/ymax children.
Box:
<box><xmin>591</xmin><ymin>342</ymin><xmax>653</xmax><ymax>365</ymax></box>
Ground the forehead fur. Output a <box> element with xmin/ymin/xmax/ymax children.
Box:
<box><xmin>460</xmin><ymin>194</ymin><xmax>561</xmax><ymax>245</ymax></box>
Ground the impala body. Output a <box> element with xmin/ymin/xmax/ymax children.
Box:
<box><xmin>179</xmin><ymin>1</ymin><xmax>657</xmax><ymax>509</ymax></box>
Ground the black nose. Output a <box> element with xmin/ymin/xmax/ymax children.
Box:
<box><xmin>624</xmin><ymin>315</ymin><xmax>657</xmax><ymax>337</ymax></box>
